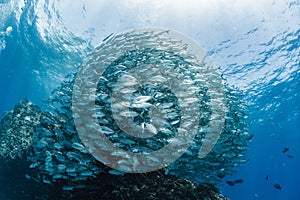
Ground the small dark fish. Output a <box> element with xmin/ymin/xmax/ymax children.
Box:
<box><xmin>246</xmin><ymin>134</ymin><xmax>254</xmax><ymax>141</ymax></box>
<box><xmin>25</xmin><ymin>174</ymin><xmax>40</xmax><ymax>183</ymax></box>
<box><xmin>226</xmin><ymin>181</ymin><xmax>235</xmax><ymax>186</ymax></box>
<box><xmin>282</xmin><ymin>147</ymin><xmax>289</xmax><ymax>153</ymax></box>
<box><xmin>234</xmin><ymin>179</ymin><xmax>244</xmax><ymax>184</ymax></box>
<box><xmin>103</xmin><ymin>33</ymin><xmax>113</xmax><ymax>42</ymax></box>
<box><xmin>287</xmin><ymin>154</ymin><xmax>294</xmax><ymax>159</ymax></box>
<box><xmin>217</xmin><ymin>174</ymin><xmax>226</xmax><ymax>178</ymax></box>
<box><xmin>265</xmin><ymin>175</ymin><xmax>269</xmax><ymax>180</ymax></box>
<box><xmin>273</xmin><ymin>183</ymin><xmax>282</xmax><ymax>190</ymax></box>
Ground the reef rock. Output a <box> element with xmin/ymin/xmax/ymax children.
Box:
<box><xmin>0</xmin><ymin>99</ymin><xmax>41</xmax><ymax>160</ymax></box>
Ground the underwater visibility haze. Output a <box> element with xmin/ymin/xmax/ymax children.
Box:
<box><xmin>0</xmin><ymin>0</ymin><xmax>300</xmax><ymax>199</ymax></box>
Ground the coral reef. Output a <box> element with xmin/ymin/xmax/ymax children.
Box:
<box><xmin>0</xmin><ymin>99</ymin><xmax>41</xmax><ymax>160</ymax></box>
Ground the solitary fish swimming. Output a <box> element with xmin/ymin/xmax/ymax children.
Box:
<box><xmin>273</xmin><ymin>183</ymin><xmax>282</xmax><ymax>190</ymax></box>
<box><xmin>226</xmin><ymin>181</ymin><xmax>235</xmax><ymax>186</ymax></box>
<box><xmin>282</xmin><ymin>147</ymin><xmax>289</xmax><ymax>153</ymax></box>
<box><xmin>287</xmin><ymin>154</ymin><xmax>294</xmax><ymax>158</ymax></box>
<box><xmin>234</xmin><ymin>179</ymin><xmax>244</xmax><ymax>184</ymax></box>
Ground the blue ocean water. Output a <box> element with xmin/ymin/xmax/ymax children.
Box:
<box><xmin>0</xmin><ymin>0</ymin><xmax>299</xmax><ymax>199</ymax></box>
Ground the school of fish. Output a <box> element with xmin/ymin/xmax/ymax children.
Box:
<box><xmin>0</xmin><ymin>29</ymin><xmax>251</xmax><ymax>190</ymax></box>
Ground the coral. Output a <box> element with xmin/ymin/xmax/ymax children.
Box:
<box><xmin>0</xmin><ymin>99</ymin><xmax>41</xmax><ymax>160</ymax></box>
